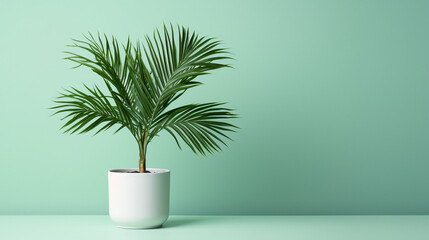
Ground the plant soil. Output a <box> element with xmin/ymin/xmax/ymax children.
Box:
<box><xmin>127</xmin><ymin>170</ymin><xmax>151</xmax><ymax>173</ymax></box>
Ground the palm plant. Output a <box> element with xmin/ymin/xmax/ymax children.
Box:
<box><xmin>51</xmin><ymin>25</ymin><xmax>237</xmax><ymax>173</ymax></box>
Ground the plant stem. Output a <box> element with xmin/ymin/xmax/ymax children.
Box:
<box><xmin>139</xmin><ymin>128</ymin><xmax>148</xmax><ymax>173</ymax></box>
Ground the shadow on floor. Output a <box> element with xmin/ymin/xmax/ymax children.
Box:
<box><xmin>163</xmin><ymin>216</ymin><xmax>214</xmax><ymax>228</ymax></box>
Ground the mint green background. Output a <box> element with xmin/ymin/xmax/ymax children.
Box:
<box><xmin>1</xmin><ymin>0</ymin><xmax>428</xmax><ymax>215</ymax></box>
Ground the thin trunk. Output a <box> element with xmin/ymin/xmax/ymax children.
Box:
<box><xmin>139</xmin><ymin>128</ymin><xmax>148</xmax><ymax>173</ymax></box>
<box><xmin>139</xmin><ymin>147</ymin><xmax>146</xmax><ymax>173</ymax></box>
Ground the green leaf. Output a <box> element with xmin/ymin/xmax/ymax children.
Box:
<box><xmin>150</xmin><ymin>103</ymin><xmax>238</xmax><ymax>155</ymax></box>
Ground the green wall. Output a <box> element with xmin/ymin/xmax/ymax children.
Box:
<box><xmin>1</xmin><ymin>0</ymin><xmax>428</xmax><ymax>214</ymax></box>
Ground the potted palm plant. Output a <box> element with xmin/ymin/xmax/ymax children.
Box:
<box><xmin>51</xmin><ymin>25</ymin><xmax>237</xmax><ymax>229</ymax></box>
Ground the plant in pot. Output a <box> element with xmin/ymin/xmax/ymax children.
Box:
<box><xmin>51</xmin><ymin>25</ymin><xmax>237</xmax><ymax>229</ymax></box>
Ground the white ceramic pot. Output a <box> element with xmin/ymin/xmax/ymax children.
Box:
<box><xmin>108</xmin><ymin>168</ymin><xmax>170</xmax><ymax>229</ymax></box>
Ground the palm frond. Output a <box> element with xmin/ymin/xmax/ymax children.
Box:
<box><xmin>51</xmin><ymin>85</ymin><xmax>137</xmax><ymax>137</ymax></box>
<box><xmin>142</xmin><ymin>25</ymin><xmax>232</xmax><ymax>126</ymax></box>
<box><xmin>150</xmin><ymin>103</ymin><xmax>238</xmax><ymax>155</ymax></box>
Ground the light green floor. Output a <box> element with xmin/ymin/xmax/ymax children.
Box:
<box><xmin>0</xmin><ymin>215</ymin><xmax>428</xmax><ymax>240</ymax></box>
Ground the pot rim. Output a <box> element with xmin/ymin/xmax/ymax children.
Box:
<box><xmin>109</xmin><ymin>168</ymin><xmax>170</xmax><ymax>174</ymax></box>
